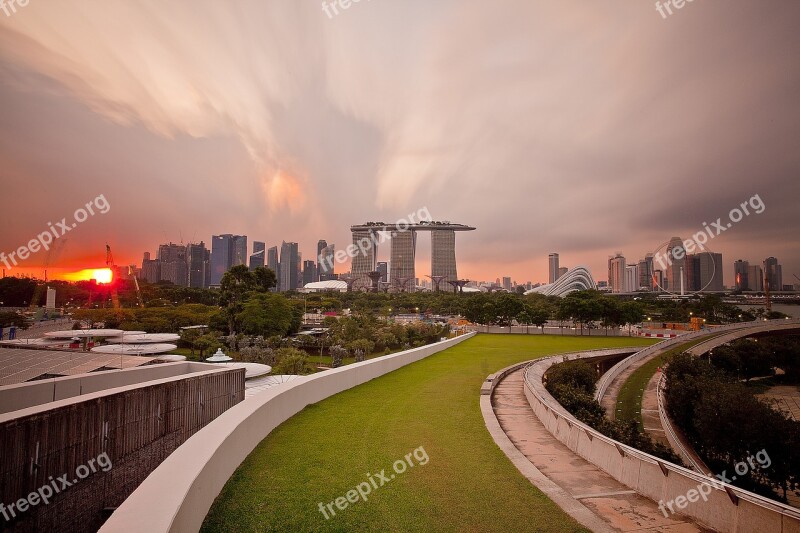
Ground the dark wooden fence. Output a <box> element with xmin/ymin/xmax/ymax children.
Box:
<box><xmin>0</xmin><ymin>368</ymin><xmax>244</xmax><ymax>532</ymax></box>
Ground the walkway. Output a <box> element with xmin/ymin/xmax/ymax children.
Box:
<box><xmin>492</xmin><ymin>368</ymin><xmax>707</xmax><ymax>532</ymax></box>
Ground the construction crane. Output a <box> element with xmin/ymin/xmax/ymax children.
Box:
<box><xmin>106</xmin><ymin>244</ymin><xmax>121</xmax><ymax>309</ymax></box>
<box><xmin>129</xmin><ymin>265</ymin><xmax>144</xmax><ymax>307</ymax></box>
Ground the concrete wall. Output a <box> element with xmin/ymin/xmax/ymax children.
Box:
<box><xmin>100</xmin><ymin>332</ymin><xmax>476</xmax><ymax>533</ymax></box>
<box><xmin>0</xmin><ymin>366</ymin><xmax>244</xmax><ymax>533</ymax></box>
<box><xmin>0</xmin><ymin>362</ymin><xmax>224</xmax><ymax>415</ymax></box>
<box><xmin>594</xmin><ymin>319</ymin><xmax>800</xmax><ymax>402</ymax></box>
<box><xmin>525</xmin><ymin>352</ymin><xmax>800</xmax><ymax>533</ymax></box>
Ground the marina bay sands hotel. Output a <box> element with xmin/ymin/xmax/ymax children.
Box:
<box><xmin>349</xmin><ymin>221</ymin><xmax>475</xmax><ymax>292</ymax></box>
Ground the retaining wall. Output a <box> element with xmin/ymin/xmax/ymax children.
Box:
<box><xmin>100</xmin><ymin>332</ymin><xmax>476</xmax><ymax>533</ymax></box>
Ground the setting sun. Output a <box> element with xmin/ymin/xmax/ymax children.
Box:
<box><xmin>63</xmin><ymin>268</ymin><xmax>113</xmax><ymax>284</ymax></box>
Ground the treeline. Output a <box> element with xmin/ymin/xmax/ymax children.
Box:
<box><xmin>545</xmin><ymin>360</ymin><xmax>681</xmax><ymax>463</ymax></box>
<box><xmin>665</xmin><ymin>342</ymin><xmax>800</xmax><ymax>500</ymax></box>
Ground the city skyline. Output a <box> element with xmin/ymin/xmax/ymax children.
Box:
<box><xmin>1</xmin><ymin>2</ymin><xmax>799</xmax><ymax>287</ymax></box>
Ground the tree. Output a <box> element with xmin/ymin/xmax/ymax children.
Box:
<box><xmin>495</xmin><ymin>294</ymin><xmax>524</xmax><ymax>327</ymax></box>
<box><xmin>252</xmin><ymin>266</ymin><xmax>278</xmax><ymax>292</ymax></box>
<box><xmin>329</xmin><ymin>345</ymin><xmax>348</xmax><ymax>368</ymax></box>
<box><xmin>0</xmin><ymin>311</ymin><xmax>28</xmax><ymax>330</ymax></box>
<box><xmin>236</xmin><ymin>293</ymin><xmax>295</xmax><ymax>338</ymax></box>
<box><xmin>273</xmin><ymin>347</ymin><xmax>309</xmax><ymax>375</ymax></box>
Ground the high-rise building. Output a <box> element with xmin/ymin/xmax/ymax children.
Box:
<box><xmin>316</xmin><ymin>240</ymin><xmax>327</xmax><ymax>282</ymax></box>
<box><xmin>318</xmin><ymin>244</ymin><xmax>335</xmax><ymax>281</ymax></box>
<box><xmin>376</xmin><ymin>261</ymin><xmax>388</xmax><ymax>283</ymax></box>
<box><xmin>653</xmin><ymin>270</ymin><xmax>664</xmax><ymax>291</ymax></box>
<box><xmin>302</xmin><ymin>260</ymin><xmax>317</xmax><ymax>286</ymax></box>
<box><xmin>187</xmin><ymin>241</ymin><xmax>210</xmax><ymax>288</ymax></box>
<box><xmin>624</xmin><ymin>264</ymin><xmax>639</xmax><ymax>292</ymax></box>
<box><xmin>748</xmin><ymin>264</ymin><xmax>764</xmax><ymax>291</ymax></box>
<box><xmin>250</xmin><ymin>241</ymin><xmax>266</xmax><ymax>271</ymax></box>
<box><xmin>431</xmin><ymin>229</ymin><xmax>457</xmax><ymax>292</ymax></box>
<box><xmin>502</xmin><ymin>277</ymin><xmax>512</xmax><ymax>291</ymax></box>
<box><xmin>665</xmin><ymin>237</ymin><xmax>686</xmax><ymax>294</ymax></box>
<box><xmin>267</xmin><ymin>246</ymin><xmax>279</xmax><ymax>273</ymax></box>
<box><xmin>390</xmin><ymin>229</ymin><xmax>416</xmax><ymax>292</ymax></box>
<box><xmin>608</xmin><ymin>253</ymin><xmax>626</xmax><ymax>293</ymax></box>
<box><xmin>141</xmin><ymin>252</ymin><xmax>161</xmax><ymax>284</ymax></box>
<box><xmin>638</xmin><ymin>254</ymin><xmax>654</xmax><ymax>291</ymax></box>
<box><xmin>764</xmin><ymin>257</ymin><xmax>783</xmax><ymax>293</ymax></box>
<box><xmin>158</xmin><ymin>243</ymin><xmax>188</xmax><ymax>286</ymax></box>
<box><xmin>210</xmin><ymin>234</ymin><xmax>247</xmax><ymax>286</ymax></box>
<box><xmin>687</xmin><ymin>252</ymin><xmax>723</xmax><ymax>292</ymax></box>
<box><xmin>279</xmin><ymin>241</ymin><xmax>299</xmax><ymax>292</ymax></box>
<box><xmin>557</xmin><ymin>267</ymin><xmax>568</xmax><ymax>280</ymax></box>
<box><xmin>548</xmin><ymin>253</ymin><xmax>559</xmax><ymax>284</ymax></box>
<box><xmin>734</xmin><ymin>259</ymin><xmax>749</xmax><ymax>291</ymax></box>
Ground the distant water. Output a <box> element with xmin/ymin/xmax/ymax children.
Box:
<box><xmin>736</xmin><ymin>303</ymin><xmax>797</xmax><ymax>318</ymax></box>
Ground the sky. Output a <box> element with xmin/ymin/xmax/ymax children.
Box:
<box><xmin>1</xmin><ymin>1</ymin><xmax>799</xmax><ymax>287</ymax></box>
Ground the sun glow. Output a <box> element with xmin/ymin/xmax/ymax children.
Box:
<box><xmin>63</xmin><ymin>268</ymin><xmax>113</xmax><ymax>284</ymax></box>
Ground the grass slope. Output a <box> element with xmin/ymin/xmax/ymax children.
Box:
<box><xmin>203</xmin><ymin>334</ymin><xmax>654</xmax><ymax>533</ymax></box>
<box><xmin>615</xmin><ymin>335</ymin><xmax>720</xmax><ymax>424</ymax></box>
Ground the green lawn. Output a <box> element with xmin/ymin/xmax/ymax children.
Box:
<box><xmin>615</xmin><ymin>334</ymin><xmax>721</xmax><ymax>424</ymax></box>
<box><xmin>202</xmin><ymin>334</ymin><xmax>654</xmax><ymax>533</ymax></box>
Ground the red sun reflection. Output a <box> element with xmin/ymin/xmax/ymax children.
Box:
<box><xmin>64</xmin><ymin>268</ymin><xmax>113</xmax><ymax>284</ymax></box>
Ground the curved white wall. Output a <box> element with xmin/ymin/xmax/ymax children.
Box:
<box><xmin>100</xmin><ymin>333</ymin><xmax>475</xmax><ymax>533</ymax></box>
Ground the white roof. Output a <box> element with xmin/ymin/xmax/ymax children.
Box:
<box><xmin>107</xmin><ymin>333</ymin><xmax>180</xmax><ymax>344</ymax></box>
<box><xmin>90</xmin><ymin>343</ymin><xmax>178</xmax><ymax>355</ymax></box>
<box><xmin>302</xmin><ymin>280</ymin><xmax>348</xmax><ymax>291</ymax></box>
<box><xmin>45</xmin><ymin>329</ymin><xmax>124</xmax><ymax>338</ymax></box>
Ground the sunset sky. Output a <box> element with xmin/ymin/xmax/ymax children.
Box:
<box><xmin>1</xmin><ymin>1</ymin><xmax>799</xmax><ymax>285</ymax></box>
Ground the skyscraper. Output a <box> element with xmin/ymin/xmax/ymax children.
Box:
<box><xmin>267</xmin><ymin>246</ymin><xmax>279</xmax><ymax>274</ymax></box>
<box><xmin>608</xmin><ymin>253</ymin><xmax>626</xmax><ymax>293</ymax></box>
<box><xmin>352</xmin><ymin>229</ymin><xmax>379</xmax><ymax>290</ymax></box>
<box><xmin>210</xmin><ymin>234</ymin><xmax>247</xmax><ymax>286</ymax></box>
<box><xmin>302</xmin><ymin>260</ymin><xmax>317</xmax><ymax>286</ymax></box>
<box><xmin>431</xmin><ymin>229</ymin><xmax>457</xmax><ymax>292</ymax></box>
<box><xmin>316</xmin><ymin>240</ymin><xmax>327</xmax><ymax>282</ymax></box>
<box><xmin>250</xmin><ymin>241</ymin><xmax>266</xmax><ymax>270</ymax></box>
<box><xmin>624</xmin><ymin>264</ymin><xmax>639</xmax><ymax>292</ymax></box>
<box><xmin>187</xmin><ymin>241</ymin><xmax>210</xmax><ymax>288</ymax></box>
<box><xmin>318</xmin><ymin>244</ymin><xmax>335</xmax><ymax>281</ymax></box>
<box><xmin>158</xmin><ymin>243</ymin><xmax>188</xmax><ymax>286</ymax></box>
<box><xmin>764</xmin><ymin>257</ymin><xmax>783</xmax><ymax>293</ymax></box>
<box><xmin>548</xmin><ymin>253</ymin><xmax>559</xmax><ymax>284</ymax></box>
<box><xmin>638</xmin><ymin>254</ymin><xmax>654</xmax><ymax>291</ymax></box>
<box><xmin>390</xmin><ymin>229</ymin><xmax>416</xmax><ymax>292</ymax></box>
<box><xmin>279</xmin><ymin>241</ymin><xmax>300</xmax><ymax>291</ymax></box>
<box><xmin>748</xmin><ymin>264</ymin><xmax>764</xmax><ymax>291</ymax></box>
<box><xmin>140</xmin><ymin>252</ymin><xmax>161</xmax><ymax>284</ymax></box>
<box><xmin>734</xmin><ymin>259</ymin><xmax>750</xmax><ymax>291</ymax></box>
<box><xmin>665</xmin><ymin>237</ymin><xmax>686</xmax><ymax>294</ymax></box>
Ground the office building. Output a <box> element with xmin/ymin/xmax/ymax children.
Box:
<box><xmin>608</xmin><ymin>253</ymin><xmax>626</xmax><ymax>293</ymax></box>
<box><xmin>748</xmin><ymin>264</ymin><xmax>764</xmax><ymax>291</ymax></box>
<box><xmin>187</xmin><ymin>242</ymin><xmax>210</xmax><ymax>288</ymax></box>
<box><xmin>250</xmin><ymin>241</ymin><xmax>266</xmax><ymax>270</ymax></box>
<box><xmin>279</xmin><ymin>241</ymin><xmax>300</xmax><ymax>291</ymax></box>
<box><xmin>734</xmin><ymin>259</ymin><xmax>749</xmax><ymax>291</ymax></box>
<box><xmin>210</xmin><ymin>234</ymin><xmax>247</xmax><ymax>286</ymax></box>
<box><xmin>764</xmin><ymin>257</ymin><xmax>783</xmax><ymax>293</ymax></box>
<box><xmin>557</xmin><ymin>266</ymin><xmax>568</xmax><ymax>280</ymax></box>
<box><xmin>158</xmin><ymin>243</ymin><xmax>187</xmax><ymax>286</ymax></box>
<box><xmin>687</xmin><ymin>252</ymin><xmax>723</xmax><ymax>292</ymax></box>
<box><xmin>141</xmin><ymin>252</ymin><xmax>161</xmax><ymax>284</ymax></box>
<box><xmin>267</xmin><ymin>246</ymin><xmax>279</xmax><ymax>273</ymax></box>
<box><xmin>318</xmin><ymin>243</ymin><xmax>335</xmax><ymax>281</ymax></box>
<box><xmin>638</xmin><ymin>254</ymin><xmax>654</xmax><ymax>291</ymax></box>
<box><xmin>665</xmin><ymin>237</ymin><xmax>686</xmax><ymax>294</ymax></box>
<box><xmin>549</xmin><ymin>253</ymin><xmax>559</xmax><ymax>284</ymax></box>
<box><xmin>302</xmin><ymin>260</ymin><xmax>317</xmax><ymax>286</ymax></box>
<box><xmin>502</xmin><ymin>277</ymin><xmax>512</xmax><ymax>291</ymax></box>
<box><xmin>624</xmin><ymin>264</ymin><xmax>639</xmax><ymax>292</ymax></box>
<box><xmin>316</xmin><ymin>240</ymin><xmax>327</xmax><ymax>282</ymax></box>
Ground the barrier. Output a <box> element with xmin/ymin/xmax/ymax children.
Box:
<box><xmin>100</xmin><ymin>332</ymin><xmax>475</xmax><ymax>533</ymax></box>
<box><xmin>525</xmin><ymin>351</ymin><xmax>800</xmax><ymax>533</ymax></box>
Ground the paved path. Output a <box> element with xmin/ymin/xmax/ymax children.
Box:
<box><xmin>493</xmin><ymin>368</ymin><xmax>708</xmax><ymax>532</ymax></box>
